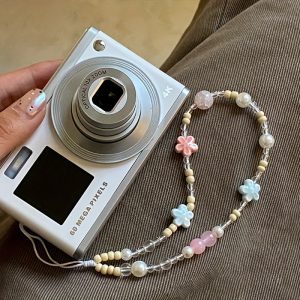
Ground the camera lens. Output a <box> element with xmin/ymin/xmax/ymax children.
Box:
<box><xmin>92</xmin><ymin>79</ymin><xmax>124</xmax><ymax>112</ymax></box>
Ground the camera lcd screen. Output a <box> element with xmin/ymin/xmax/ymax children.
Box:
<box><xmin>14</xmin><ymin>147</ymin><xmax>94</xmax><ymax>225</ymax></box>
<box><xmin>92</xmin><ymin>79</ymin><xmax>123</xmax><ymax>112</ymax></box>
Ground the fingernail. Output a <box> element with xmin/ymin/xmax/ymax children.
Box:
<box><xmin>13</xmin><ymin>89</ymin><xmax>46</xmax><ymax>117</ymax></box>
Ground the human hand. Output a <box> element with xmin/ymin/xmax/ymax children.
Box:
<box><xmin>0</xmin><ymin>61</ymin><xmax>60</xmax><ymax>160</ymax></box>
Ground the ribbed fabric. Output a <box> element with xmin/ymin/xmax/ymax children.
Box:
<box><xmin>1</xmin><ymin>0</ymin><xmax>300</xmax><ymax>299</ymax></box>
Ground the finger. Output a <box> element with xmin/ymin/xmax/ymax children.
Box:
<box><xmin>0</xmin><ymin>89</ymin><xmax>46</xmax><ymax>160</ymax></box>
<box><xmin>0</xmin><ymin>60</ymin><xmax>60</xmax><ymax>111</ymax></box>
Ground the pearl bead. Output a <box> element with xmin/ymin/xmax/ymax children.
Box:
<box><xmin>131</xmin><ymin>261</ymin><xmax>148</xmax><ymax>277</ymax></box>
<box><xmin>259</xmin><ymin>134</ymin><xmax>275</xmax><ymax>148</ymax></box>
<box><xmin>200</xmin><ymin>231</ymin><xmax>217</xmax><ymax>247</ymax></box>
<box><xmin>182</xmin><ymin>246</ymin><xmax>194</xmax><ymax>258</ymax></box>
<box><xmin>212</xmin><ymin>226</ymin><xmax>224</xmax><ymax>238</ymax></box>
<box><xmin>190</xmin><ymin>238</ymin><xmax>206</xmax><ymax>254</ymax></box>
<box><xmin>235</xmin><ymin>92</ymin><xmax>252</xmax><ymax>108</ymax></box>
<box><xmin>121</xmin><ymin>248</ymin><xmax>133</xmax><ymax>261</ymax></box>
<box><xmin>194</xmin><ymin>90</ymin><xmax>214</xmax><ymax>110</ymax></box>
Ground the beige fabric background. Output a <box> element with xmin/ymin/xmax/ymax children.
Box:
<box><xmin>1</xmin><ymin>0</ymin><xmax>300</xmax><ymax>299</ymax></box>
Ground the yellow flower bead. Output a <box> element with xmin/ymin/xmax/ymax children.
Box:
<box><xmin>114</xmin><ymin>251</ymin><xmax>122</xmax><ymax>260</ymax></box>
<box><xmin>183</xmin><ymin>112</ymin><xmax>191</xmax><ymax>119</ymax></box>
<box><xmin>168</xmin><ymin>223</ymin><xmax>178</xmax><ymax>232</ymax></box>
<box><xmin>163</xmin><ymin>228</ymin><xmax>173</xmax><ymax>237</ymax></box>
<box><xmin>231</xmin><ymin>91</ymin><xmax>239</xmax><ymax>99</ymax></box>
<box><xmin>95</xmin><ymin>263</ymin><xmax>102</xmax><ymax>272</ymax></box>
<box><xmin>224</xmin><ymin>90</ymin><xmax>232</xmax><ymax>98</ymax></box>
<box><xmin>229</xmin><ymin>214</ymin><xmax>237</xmax><ymax>222</ymax></box>
<box><xmin>186</xmin><ymin>176</ymin><xmax>195</xmax><ymax>184</ymax></box>
<box><xmin>232</xmin><ymin>209</ymin><xmax>241</xmax><ymax>218</ymax></box>
<box><xmin>100</xmin><ymin>253</ymin><xmax>108</xmax><ymax>262</ymax></box>
<box><xmin>100</xmin><ymin>264</ymin><xmax>108</xmax><ymax>275</ymax></box>
<box><xmin>107</xmin><ymin>265</ymin><xmax>115</xmax><ymax>275</ymax></box>
<box><xmin>259</xmin><ymin>160</ymin><xmax>268</xmax><ymax>167</ymax></box>
<box><xmin>187</xmin><ymin>196</ymin><xmax>195</xmax><ymax>203</ymax></box>
<box><xmin>182</xmin><ymin>118</ymin><xmax>190</xmax><ymax>125</ymax></box>
<box><xmin>108</xmin><ymin>251</ymin><xmax>115</xmax><ymax>260</ymax></box>
<box><xmin>94</xmin><ymin>254</ymin><xmax>102</xmax><ymax>264</ymax></box>
<box><xmin>184</xmin><ymin>169</ymin><xmax>194</xmax><ymax>176</ymax></box>
<box><xmin>113</xmin><ymin>267</ymin><xmax>121</xmax><ymax>277</ymax></box>
<box><xmin>187</xmin><ymin>203</ymin><xmax>195</xmax><ymax>211</ymax></box>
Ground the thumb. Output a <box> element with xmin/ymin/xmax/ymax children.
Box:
<box><xmin>0</xmin><ymin>89</ymin><xmax>46</xmax><ymax>160</ymax></box>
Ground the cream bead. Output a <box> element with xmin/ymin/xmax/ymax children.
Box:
<box><xmin>187</xmin><ymin>203</ymin><xmax>195</xmax><ymax>211</ymax></box>
<box><xmin>108</xmin><ymin>251</ymin><xmax>115</xmax><ymax>260</ymax></box>
<box><xmin>212</xmin><ymin>226</ymin><xmax>224</xmax><ymax>238</ymax></box>
<box><xmin>95</xmin><ymin>263</ymin><xmax>102</xmax><ymax>272</ymax></box>
<box><xmin>232</xmin><ymin>209</ymin><xmax>241</xmax><ymax>218</ymax></box>
<box><xmin>114</xmin><ymin>251</ymin><xmax>122</xmax><ymax>260</ymax></box>
<box><xmin>186</xmin><ymin>175</ymin><xmax>195</xmax><ymax>184</ymax></box>
<box><xmin>259</xmin><ymin>160</ymin><xmax>268</xmax><ymax>167</ymax></box>
<box><xmin>182</xmin><ymin>118</ymin><xmax>190</xmax><ymax>125</ymax></box>
<box><xmin>231</xmin><ymin>91</ymin><xmax>239</xmax><ymax>99</ymax></box>
<box><xmin>182</xmin><ymin>246</ymin><xmax>194</xmax><ymax>258</ymax></box>
<box><xmin>236</xmin><ymin>92</ymin><xmax>252</xmax><ymax>108</ymax></box>
<box><xmin>258</xmin><ymin>116</ymin><xmax>267</xmax><ymax>124</ymax></box>
<box><xmin>259</xmin><ymin>134</ymin><xmax>275</xmax><ymax>148</ymax></box>
<box><xmin>100</xmin><ymin>264</ymin><xmax>108</xmax><ymax>275</ymax></box>
<box><xmin>94</xmin><ymin>254</ymin><xmax>102</xmax><ymax>263</ymax></box>
<box><xmin>224</xmin><ymin>90</ymin><xmax>232</xmax><ymax>98</ymax></box>
<box><xmin>113</xmin><ymin>267</ymin><xmax>121</xmax><ymax>277</ymax></box>
<box><xmin>257</xmin><ymin>165</ymin><xmax>266</xmax><ymax>172</ymax></box>
<box><xmin>256</xmin><ymin>111</ymin><xmax>265</xmax><ymax>118</ymax></box>
<box><xmin>183</xmin><ymin>112</ymin><xmax>191</xmax><ymax>119</ymax></box>
<box><xmin>229</xmin><ymin>214</ymin><xmax>237</xmax><ymax>222</ymax></box>
<box><xmin>184</xmin><ymin>169</ymin><xmax>194</xmax><ymax>176</ymax></box>
<box><xmin>131</xmin><ymin>261</ymin><xmax>148</xmax><ymax>277</ymax></box>
<box><xmin>168</xmin><ymin>223</ymin><xmax>178</xmax><ymax>232</ymax></box>
<box><xmin>107</xmin><ymin>265</ymin><xmax>115</xmax><ymax>275</ymax></box>
<box><xmin>100</xmin><ymin>253</ymin><xmax>108</xmax><ymax>261</ymax></box>
<box><xmin>163</xmin><ymin>228</ymin><xmax>173</xmax><ymax>237</ymax></box>
<box><xmin>187</xmin><ymin>196</ymin><xmax>195</xmax><ymax>203</ymax></box>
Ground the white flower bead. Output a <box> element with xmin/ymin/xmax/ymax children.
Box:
<box><xmin>236</xmin><ymin>92</ymin><xmax>252</xmax><ymax>108</ymax></box>
<box><xmin>212</xmin><ymin>226</ymin><xmax>224</xmax><ymax>238</ymax></box>
<box><xmin>121</xmin><ymin>248</ymin><xmax>133</xmax><ymax>261</ymax></box>
<box><xmin>131</xmin><ymin>261</ymin><xmax>148</xmax><ymax>277</ymax></box>
<box><xmin>182</xmin><ymin>246</ymin><xmax>194</xmax><ymax>258</ymax></box>
<box><xmin>259</xmin><ymin>134</ymin><xmax>275</xmax><ymax>148</ymax></box>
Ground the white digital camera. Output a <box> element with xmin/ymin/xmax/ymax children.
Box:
<box><xmin>0</xmin><ymin>27</ymin><xmax>189</xmax><ymax>258</ymax></box>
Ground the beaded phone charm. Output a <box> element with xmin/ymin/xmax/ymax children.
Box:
<box><xmin>20</xmin><ymin>89</ymin><xmax>274</xmax><ymax>278</ymax></box>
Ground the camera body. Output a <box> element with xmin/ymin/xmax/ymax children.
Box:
<box><xmin>0</xmin><ymin>27</ymin><xmax>189</xmax><ymax>258</ymax></box>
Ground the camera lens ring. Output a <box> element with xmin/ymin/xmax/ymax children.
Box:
<box><xmin>51</xmin><ymin>57</ymin><xmax>160</xmax><ymax>163</ymax></box>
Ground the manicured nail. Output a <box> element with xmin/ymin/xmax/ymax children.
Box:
<box><xmin>13</xmin><ymin>89</ymin><xmax>47</xmax><ymax>117</ymax></box>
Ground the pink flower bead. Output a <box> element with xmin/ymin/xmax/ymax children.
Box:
<box><xmin>190</xmin><ymin>238</ymin><xmax>206</xmax><ymax>254</ymax></box>
<box><xmin>194</xmin><ymin>90</ymin><xmax>214</xmax><ymax>110</ymax></box>
<box><xmin>175</xmin><ymin>136</ymin><xmax>199</xmax><ymax>157</ymax></box>
<box><xmin>200</xmin><ymin>231</ymin><xmax>217</xmax><ymax>247</ymax></box>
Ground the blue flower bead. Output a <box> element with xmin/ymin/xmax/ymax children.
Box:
<box><xmin>171</xmin><ymin>204</ymin><xmax>194</xmax><ymax>228</ymax></box>
<box><xmin>238</xmin><ymin>179</ymin><xmax>261</xmax><ymax>202</ymax></box>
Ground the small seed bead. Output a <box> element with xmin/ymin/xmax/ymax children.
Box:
<box><xmin>95</xmin><ymin>263</ymin><xmax>102</xmax><ymax>272</ymax></box>
<box><xmin>232</xmin><ymin>209</ymin><xmax>241</xmax><ymax>218</ymax></box>
<box><xmin>229</xmin><ymin>214</ymin><xmax>237</xmax><ymax>222</ymax></box>
<box><xmin>257</xmin><ymin>165</ymin><xmax>266</xmax><ymax>172</ymax></box>
<box><xmin>114</xmin><ymin>251</ymin><xmax>122</xmax><ymax>260</ymax></box>
<box><xmin>184</xmin><ymin>169</ymin><xmax>194</xmax><ymax>176</ymax></box>
<box><xmin>108</xmin><ymin>251</ymin><xmax>115</xmax><ymax>260</ymax></box>
<box><xmin>224</xmin><ymin>90</ymin><xmax>232</xmax><ymax>98</ymax></box>
<box><xmin>187</xmin><ymin>196</ymin><xmax>195</xmax><ymax>203</ymax></box>
<box><xmin>107</xmin><ymin>265</ymin><xmax>115</xmax><ymax>275</ymax></box>
<box><xmin>258</xmin><ymin>116</ymin><xmax>267</xmax><ymax>124</ymax></box>
<box><xmin>101</xmin><ymin>264</ymin><xmax>109</xmax><ymax>275</ymax></box>
<box><xmin>231</xmin><ymin>91</ymin><xmax>239</xmax><ymax>99</ymax></box>
<box><xmin>186</xmin><ymin>175</ymin><xmax>195</xmax><ymax>184</ymax></box>
<box><xmin>168</xmin><ymin>223</ymin><xmax>178</xmax><ymax>233</ymax></box>
<box><xmin>100</xmin><ymin>253</ymin><xmax>109</xmax><ymax>261</ymax></box>
<box><xmin>187</xmin><ymin>203</ymin><xmax>195</xmax><ymax>211</ymax></box>
<box><xmin>183</xmin><ymin>112</ymin><xmax>191</xmax><ymax>119</ymax></box>
<box><xmin>94</xmin><ymin>254</ymin><xmax>102</xmax><ymax>263</ymax></box>
<box><xmin>113</xmin><ymin>267</ymin><xmax>121</xmax><ymax>277</ymax></box>
<box><xmin>259</xmin><ymin>160</ymin><xmax>268</xmax><ymax>167</ymax></box>
<box><xmin>256</xmin><ymin>111</ymin><xmax>265</xmax><ymax>118</ymax></box>
<box><xmin>182</xmin><ymin>118</ymin><xmax>190</xmax><ymax>125</ymax></box>
<box><xmin>163</xmin><ymin>228</ymin><xmax>173</xmax><ymax>237</ymax></box>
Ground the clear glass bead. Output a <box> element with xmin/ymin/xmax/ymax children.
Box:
<box><xmin>121</xmin><ymin>248</ymin><xmax>133</xmax><ymax>261</ymax></box>
<box><xmin>143</xmin><ymin>240</ymin><xmax>156</xmax><ymax>252</ymax></box>
<box><xmin>120</xmin><ymin>263</ymin><xmax>132</xmax><ymax>277</ymax></box>
<box><xmin>147</xmin><ymin>264</ymin><xmax>155</xmax><ymax>273</ymax></box>
<box><xmin>153</xmin><ymin>264</ymin><xmax>162</xmax><ymax>272</ymax></box>
<box><xmin>159</xmin><ymin>259</ymin><xmax>172</xmax><ymax>270</ymax></box>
